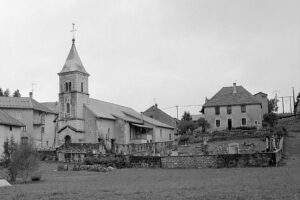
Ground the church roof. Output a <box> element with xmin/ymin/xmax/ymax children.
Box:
<box><xmin>0</xmin><ymin>97</ymin><xmax>56</xmax><ymax>114</ymax></box>
<box><xmin>59</xmin><ymin>40</ymin><xmax>89</xmax><ymax>75</ymax></box>
<box><xmin>0</xmin><ymin>109</ymin><xmax>25</xmax><ymax>127</ymax></box>
<box><xmin>86</xmin><ymin>98</ymin><xmax>174</xmax><ymax>129</ymax></box>
<box><xmin>203</xmin><ymin>85</ymin><xmax>261</xmax><ymax>108</ymax></box>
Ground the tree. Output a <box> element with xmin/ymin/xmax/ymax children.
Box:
<box><xmin>3</xmin><ymin>89</ymin><xmax>10</xmax><ymax>97</ymax></box>
<box><xmin>268</xmin><ymin>98</ymin><xmax>278</xmax><ymax>113</ymax></box>
<box><xmin>196</xmin><ymin>117</ymin><xmax>210</xmax><ymax>132</ymax></box>
<box><xmin>8</xmin><ymin>142</ymin><xmax>39</xmax><ymax>183</ymax></box>
<box><xmin>297</xmin><ymin>92</ymin><xmax>300</xmax><ymax>99</ymax></box>
<box><xmin>178</xmin><ymin>120</ymin><xmax>197</xmax><ymax>135</ymax></box>
<box><xmin>181</xmin><ymin>111</ymin><xmax>192</xmax><ymax>121</ymax></box>
<box><xmin>0</xmin><ymin>88</ymin><xmax>3</xmax><ymax>96</ymax></box>
<box><xmin>263</xmin><ymin>113</ymin><xmax>278</xmax><ymax>128</ymax></box>
<box><xmin>13</xmin><ymin>89</ymin><xmax>21</xmax><ymax>97</ymax></box>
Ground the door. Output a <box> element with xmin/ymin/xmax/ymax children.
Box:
<box><xmin>228</xmin><ymin>119</ymin><xmax>232</xmax><ymax>130</ymax></box>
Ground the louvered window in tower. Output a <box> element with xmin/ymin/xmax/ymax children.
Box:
<box><xmin>65</xmin><ymin>82</ymin><xmax>68</xmax><ymax>91</ymax></box>
<box><xmin>81</xmin><ymin>82</ymin><xmax>83</xmax><ymax>92</ymax></box>
<box><xmin>68</xmin><ymin>82</ymin><xmax>72</xmax><ymax>91</ymax></box>
<box><xmin>66</xmin><ymin>103</ymin><xmax>70</xmax><ymax>114</ymax></box>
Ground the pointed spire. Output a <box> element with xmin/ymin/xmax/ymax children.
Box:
<box><xmin>59</xmin><ymin>41</ymin><xmax>89</xmax><ymax>75</ymax></box>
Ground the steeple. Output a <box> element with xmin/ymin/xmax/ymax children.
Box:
<box><xmin>58</xmin><ymin>24</ymin><xmax>89</xmax><ymax>76</ymax></box>
<box><xmin>59</xmin><ymin>41</ymin><xmax>89</xmax><ymax>75</ymax></box>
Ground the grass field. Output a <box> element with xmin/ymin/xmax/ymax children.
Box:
<box><xmin>0</xmin><ymin>131</ymin><xmax>299</xmax><ymax>200</ymax></box>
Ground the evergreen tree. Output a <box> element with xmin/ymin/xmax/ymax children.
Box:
<box><xmin>3</xmin><ymin>89</ymin><xmax>10</xmax><ymax>97</ymax></box>
<box><xmin>13</xmin><ymin>89</ymin><xmax>21</xmax><ymax>97</ymax></box>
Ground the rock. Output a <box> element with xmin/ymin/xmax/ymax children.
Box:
<box><xmin>0</xmin><ymin>179</ymin><xmax>11</xmax><ymax>187</ymax></box>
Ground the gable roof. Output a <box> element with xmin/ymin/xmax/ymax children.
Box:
<box><xmin>0</xmin><ymin>97</ymin><xmax>56</xmax><ymax>114</ymax></box>
<box><xmin>203</xmin><ymin>85</ymin><xmax>261</xmax><ymax>108</ymax></box>
<box><xmin>143</xmin><ymin>105</ymin><xmax>177</xmax><ymax>128</ymax></box>
<box><xmin>59</xmin><ymin>41</ymin><xmax>89</xmax><ymax>75</ymax></box>
<box><xmin>86</xmin><ymin>98</ymin><xmax>173</xmax><ymax>129</ymax></box>
<box><xmin>0</xmin><ymin>109</ymin><xmax>24</xmax><ymax>127</ymax></box>
<box><xmin>41</xmin><ymin>102</ymin><xmax>59</xmax><ymax>114</ymax></box>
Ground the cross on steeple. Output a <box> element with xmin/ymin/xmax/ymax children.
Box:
<box><xmin>71</xmin><ymin>23</ymin><xmax>77</xmax><ymax>44</ymax></box>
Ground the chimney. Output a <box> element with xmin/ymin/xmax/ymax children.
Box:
<box><xmin>233</xmin><ymin>83</ymin><xmax>237</xmax><ymax>94</ymax></box>
<box><xmin>29</xmin><ymin>92</ymin><xmax>33</xmax><ymax>98</ymax></box>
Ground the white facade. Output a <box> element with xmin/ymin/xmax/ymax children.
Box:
<box><xmin>204</xmin><ymin>104</ymin><xmax>263</xmax><ymax>131</ymax></box>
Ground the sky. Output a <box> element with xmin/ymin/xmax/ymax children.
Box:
<box><xmin>0</xmin><ymin>0</ymin><xmax>299</xmax><ymax>117</ymax></box>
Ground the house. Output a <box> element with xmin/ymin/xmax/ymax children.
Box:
<box><xmin>143</xmin><ymin>104</ymin><xmax>178</xmax><ymax>128</ymax></box>
<box><xmin>201</xmin><ymin>83</ymin><xmax>263</xmax><ymax>131</ymax></box>
<box><xmin>0</xmin><ymin>95</ymin><xmax>58</xmax><ymax>150</ymax></box>
<box><xmin>254</xmin><ymin>92</ymin><xmax>269</xmax><ymax>115</ymax></box>
<box><xmin>0</xmin><ymin>109</ymin><xmax>25</xmax><ymax>155</ymax></box>
<box><xmin>42</xmin><ymin>38</ymin><xmax>175</xmax><ymax>151</ymax></box>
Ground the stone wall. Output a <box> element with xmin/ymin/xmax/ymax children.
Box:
<box><xmin>161</xmin><ymin>155</ymin><xmax>218</xmax><ymax>168</ymax></box>
<box><xmin>161</xmin><ymin>151</ymin><xmax>282</xmax><ymax>169</ymax></box>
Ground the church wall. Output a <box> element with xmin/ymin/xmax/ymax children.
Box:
<box><xmin>83</xmin><ymin>106</ymin><xmax>99</xmax><ymax>143</ymax></box>
<box><xmin>43</xmin><ymin>113</ymin><xmax>57</xmax><ymax>148</ymax></box>
<box><xmin>96</xmin><ymin>119</ymin><xmax>115</xmax><ymax>148</ymax></box>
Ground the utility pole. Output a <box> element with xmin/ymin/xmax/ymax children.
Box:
<box><xmin>175</xmin><ymin>105</ymin><xmax>179</xmax><ymax>120</ymax></box>
<box><xmin>289</xmin><ymin>96</ymin><xmax>292</xmax><ymax>114</ymax></box>
<box><xmin>281</xmin><ymin>97</ymin><xmax>284</xmax><ymax>113</ymax></box>
<box><xmin>292</xmin><ymin>87</ymin><xmax>295</xmax><ymax>113</ymax></box>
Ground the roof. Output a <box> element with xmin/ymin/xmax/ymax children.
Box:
<box><xmin>0</xmin><ymin>97</ymin><xmax>56</xmax><ymax>114</ymax></box>
<box><xmin>86</xmin><ymin>98</ymin><xmax>173</xmax><ymax>129</ymax></box>
<box><xmin>41</xmin><ymin>102</ymin><xmax>59</xmax><ymax>114</ymax></box>
<box><xmin>142</xmin><ymin>105</ymin><xmax>177</xmax><ymax>128</ymax></box>
<box><xmin>254</xmin><ymin>92</ymin><xmax>268</xmax><ymax>97</ymax></box>
<box><xmin>59</xmin><ymin>40</ymin><xmax>89</xmax><ymax>75</ymax></box>
<box><xmin>0</xmin><ymin>109</ymin><xmax>25</xmax><ymax>127</ymax></box>
<box><xmin>203</xmin><ymin>85</ymin><xmax>261</xmax><ymax>108</ymax></box>
<box><xmin>191</xmin><ymin>114</ymin><xmax>204</xmax><ymax>121</ymax></box>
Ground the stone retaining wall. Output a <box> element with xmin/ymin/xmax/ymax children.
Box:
<box><xmin>161</xmin><ymin>155</ymin><xmax>218</xmax><ymax>168</ymax></box>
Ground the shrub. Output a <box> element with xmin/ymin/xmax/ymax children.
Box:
<box><xmin>8</xmin><ymin>143</ymin><xmax>39</xmax><ymax>183</ymax></box>
<box><xmin>263</xmin><ymin>113</ymin><xmax>278</xmax><ymax>127</ymax></box>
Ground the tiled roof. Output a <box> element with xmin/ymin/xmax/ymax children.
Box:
<box><xmin>59</xmin><ymin>41</ymin><xmax>89</xmax><ymax>75</ymax></box>
<box><xmin>0</xmin><ymin>97</ymin><xmax>56</xmax><ymax>114</ymax></box>
<box><xmin>191</xmin><ymin>114</ymin><xmax>204</xmax><ymax>121</ymax></box>
<box><xmin>203</xmin><ymin>85</ymin><xmax>261</xmax><ymax>107</ymax></box>
<box><xmin>86</xmin><ymin>98</ymin><xmax>173</xmax><ymax>129</ymax></box>
<box><xmin>143</xmin><ymin>105</ymin><xmax>177</xmax><ymax>128</ymax></box>
<box><xmin>41</xmin><ymin>102</ymin><xmax>59</xmax><ymax>114</ymax></box>
<box><xmin>0</xmin><ymin>109</ymin><xmax>25</xmax><ymax>127</ymax></box>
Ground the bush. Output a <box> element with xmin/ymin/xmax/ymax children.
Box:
<box><xmin>8</xmin><ymin>143</ymin><xmax>39</xmax><ymax>183</ymax></box>
<box><xmin>263</xmin><ymin>113</ymin><xmax>278</xmax><ymax>127</ymax></box>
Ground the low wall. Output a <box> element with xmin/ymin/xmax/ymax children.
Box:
<box><xmin>161</xmin><ymin>151</ymin><xmax>282</xmax><ymax>169</ymax></box>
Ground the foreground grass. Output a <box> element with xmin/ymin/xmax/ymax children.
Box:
<box><xmin>0</xmin><ymin>130</ymin><xmax>299</xmax><ymax>200</ymax></box>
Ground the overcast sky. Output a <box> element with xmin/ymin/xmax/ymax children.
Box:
<box><xmin>0</xmin><ymin>0</ymin><xmax>299</xmax><ymax>117</ymax></box>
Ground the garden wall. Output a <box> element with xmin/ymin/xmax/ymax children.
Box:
<box><xmin>161</xmin><ymin>151</ymin><xmax>282</xmax><ymax>169</ymax></box>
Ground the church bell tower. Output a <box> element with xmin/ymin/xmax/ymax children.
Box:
<box><xmin>58</xmin><ymin>28</ymin><xmax>89</xmax><ymax>135</ymax></box>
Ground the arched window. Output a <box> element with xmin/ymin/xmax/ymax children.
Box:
<box><xmin>66</xmin><ymin>103</ymin><xmax>70</xmax><ymax>114</ymax></box>
<box><xmin>68</xmin><ymin>82</ymin><xmax>72</xmax><ymax>91</ymax></box>
<box><xmin>81</xmin><ymin>82</ymin><xmax>83</xmax><ymax>92</ymax></box>
<box><xmin>65</xmin><ymin>82</ymin><xmax>68</xmax><ymax>91</ymax></box>
<box><xmin>64</xmin><ymin>135</ymin><xmax>71</xmax><ymax>144</ymax></box>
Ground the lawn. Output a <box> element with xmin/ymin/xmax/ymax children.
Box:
<box><xmin>0</xmin><ymin>131</ymin><xmax>299</xmax><ymax>200</ymax></box>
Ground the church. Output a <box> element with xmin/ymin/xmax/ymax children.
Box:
<box><xmin>42</xmin><ymin>37</ymin><xmax>175</xmax><ymax>151</ymax></box>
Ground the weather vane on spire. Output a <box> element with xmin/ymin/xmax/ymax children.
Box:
<box><xmin>71</xmin><ymin>23</ymin><xmax>77</xmax><ymax>44</ymax></box>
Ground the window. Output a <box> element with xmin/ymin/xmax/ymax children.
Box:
<box><xmin>21</xmin><ymin>137</ymin><xmax>28</xmax><ymax>145</ymax></box>
<box><xmin>22</xmin><ymin>126</ymin><xmax>27</xmax><ymax>132</ymax></box>
<box><xmin>216</xmin><ymin>120</ymin><xmax>220</xmax><ymax>127</ymax></box>
<box><xmin>227</xmin><ymin>106</ymin><xmax>232</xmax><ymax>114</ymax></box>
<box><xmin>242</xmin><ymin>118</ymin><xmax>246</xmax><ymax>126</ymax></box>
<box><xmin>66</xmin><ymin>103</ymin><xmax>70</xmax><ymax>114</ymax></box>
<box><xmin>215</xmin><ymin>106</ymin><xmax>220</xmax><ymax>115</ymax></box>
<box><xmin>160</xmin><ymin>129</ymin><xmax>162</xmax><ymax>138</ymax></box>
<box><xmin>241</xmin><ymin>105</ymin><xmax>246</xmax><ymax>113</ymax></box>
<box><xmin>41</xmin><ymin>127</ymin><xmax>45</xmax><ymax>133</ymax></box>
<box><xmin>9</xmin><ymin>126</ymin><xmax>12</xmax><ymax>131</ymax></box>
<box><xmin>68</xmin><ymin>82</ymin><xmax>72</xmax><ymax>91</ymax></box>
<box><xmin>81</xmin><ymin>82</ymin><xmax>84</xmax><ymax>92</ymax></box>
<box><xmin>65</xmin><ymin>82</ymin><xmax>68</xmax><ymax>91</ymax></box>
<box><xmin>169</xmin><ymin>133</ymin><xmax>172</xmax><ymax>140</ymax></box>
